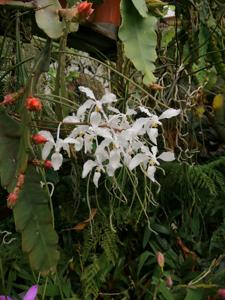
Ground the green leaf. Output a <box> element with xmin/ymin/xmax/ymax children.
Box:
<box><xmin>14</xmin><ymin>167</ymin><xmax>60</xmax><ymax>274</ymax></box>
<box><xmin>137</xmin><ymin>251</ymin><xmax>152</xmax><ymax>276</ymax></box>
<box><xmin>131</xmin><ymin>0</ymin><xmax>148</xmax><ymax>17</ymax></box>
<box><xmin>0</xmin><ymin>109</ymin><xmax>20</xmax><ymax>190</ymax></box>
<box><xmin>184</xmin><ymin>289</ymin><xmax>205</xmax><ymax>300</ymax></box>
<box><xmin>119</xmin><ymin>0</ymin><xmax>157</xmax><ymax>85</ymax></box>
<box><xmin>35</xmin><ymin>0</ymin><xmax>63</xmax><ymax>39</ymax></box>
<box><xmin>158</xmin><ymin>281</ymin><xmax>175</xmax><ymax>300</ymax></box>
<box><xmin>0</xmin><ymin>110</ymin><xmax>59</xmax><ymax>274</ymax></box>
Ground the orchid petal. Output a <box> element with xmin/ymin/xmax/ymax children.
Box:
<box><xmin>129</xmin><ymin>153</ymin><xmax>149</xmax><ymax>170</ymax></box>
<box><xmin>139</xmin><ymin>106</ymin><xmax>151</xmax><ymax>116</ymax></box>
<box><xmin>159</xmin><ymin>108</ymin><xmax>181</xmax><ymax>120</ymax></box>
<box><xmin>93</xmin><ymin>171</ymin><xmax>101</xmax><ymax>187</ymax></box>
<box><xmin>151</xmin><ymin>146</ymin><xmax>158</xmax><ymax>157</ymax></box>
<box><xmin>77</xmin><ymin>99</ymin><xmax>94</xmax><ymax>117</ymax></box>
<box><xmin>107</xmin><ymin>106</ymin><xmax>120</xmax><ymax>114</ymax></box>
<box><xmin>158</xmin><ymin>151</ymin><xmax>175</xmax><ymax>161</ymax></box>
<box><xmin>0</xmin><ymin>296</ymin><xmax>12</xmax><ymax>300</ymax></box>
<box><xmin>63</xmin><ymin>137</ymin><xmax>77</xmax><ymax>144</ymax></box>
<box><xmin>82</xmin><ymin>160</ymin><xmax>97</xmax><ymax>178</ymax></box>
<box><xmin>42</xmin><ymin>141</ymin><xmax>54</xmax><ymax>160</ymax></box>
<box><xmin>95</xmin><ymin>128</ymin><xmax>112</xmax><ymax>139</ymax></box>
<box><xmin>51</xmin><ymin>152</ymin><xmax>63</xmax><ymax>170</ymax></box>
<box><xmin>109</xmin><ymin>149</ymin><xmax>121</xmax><ymax>170</ymax></box>
<box><xmin>84</xmin><ymin>135</ymin><xmax>93</xmax><ymax>153</ymax></box>
<box><xmin>90</xmin><ymin>112</ymin><xmax>101</xmax><ymax>128</ymax></box>
<box><xmin>147</xmin><ymin>127</ymin><xmax>158</xmax><ymax>144</ymax></box>
<box><xmin>147</xmin><ymin>165</ymin><xmax>156</xmax><ymax>182</ymax></box>
<box><xmin>23</xmin><ymin>285</ymin><xmax>38</xmax><ymax>300</ymax></box>
<box><xmin>126</xmin><ymin>107</ymin><xmax>137</xmax><ymax>116</ymax></box>
<box><xmin>101</xmin><ymin>93</ymin><xmax>117</xmax><ymax>104</ymax></box>
<box><xmin>63</xmin><ymin>115</ymin><xmax>79</xmax><ymax>123</ymax></box>
<box><xmin>78</xmin><ymin>86</ymin><xmax>96</xmax><ymax>99</ymax></box>
<box><xmin>74</xmin><ymin>137</ymin><xmax>83</xmax><ymax>151</ymax></box>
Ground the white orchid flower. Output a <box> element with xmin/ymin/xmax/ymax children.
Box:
<box><xmin>78</xmin><ymin>86</ymin><xmax>117</xmax><ymax>119</ymax></box>
<box><xmin>139</xmin><ymin>106</ymin><xmax>181</xmax><ymax>127</ymax></box>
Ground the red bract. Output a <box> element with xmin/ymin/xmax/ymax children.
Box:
<box><xmin>44</xmin><ymin>160</ymin><xmax>53</xmax><ymax>169</ymax></box>
<box><xmin>32</xmin><ymin>134</ymin><xmax>48</xmax><ymax>144</ymax></box>
<box><xmin>76</xmin><ymin>1</ymin><xmax>94</xmax><ymax>20</ymax></box>
<box><xmin>25</xmin><ymin>97</ymin><xmax>42</xmax><ymax>111</ymax></box>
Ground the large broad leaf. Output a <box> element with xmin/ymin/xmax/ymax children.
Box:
<box><xmin>131</xmin><ymin>0</ymin><xmax>148</xmax><ymax>17</ymax></box>
<box><xmin>35</xmin><ymin>0</ymin><xmax>63</xmax><ymax>40</ymax></box>
<box><xmin>14</xmin><ymin>166</ymin><xmax>59</xmax><ymax>273</ymax></box>
<box><xmin>0</xmin><ymin>109</ymin><xmax>59</xmax><ymax>274</ymax></box>
<box><xmin>119</xmin><ymin>0</ymin><xmax>157</xmax><ymax>85</ymax></box>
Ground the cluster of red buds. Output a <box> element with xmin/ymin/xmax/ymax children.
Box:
<box><xmin>31</xmin><ymin>159</ymin><xmax>52</xmax><ymax>169</ymax></box>
<box><xmin>25</xmin><ymin>96</ymin><xmax>42</xmax><ymax>111</ymax></box>
<box><xmin>58</xmin><ymin>1</ymin><xmax>94</xmax><ymax>23</ymax></box>
<box><xmin>7</xmin><ymin>173</ymin><xmax>25</xmax><ymax>208</ymax></box>
<box><xmin>0</xmin><ymin>88</ymin><xmax>24</xmax><ymax>106</ymax></box>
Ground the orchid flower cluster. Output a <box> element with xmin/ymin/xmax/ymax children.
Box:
<box><xmin>38</xmin><ymin>87</ymin><xmax>180</xmax><ymax>187</ymax></box>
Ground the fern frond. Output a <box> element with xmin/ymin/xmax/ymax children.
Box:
<box><xmin>100</xmin><ymin>226</ymin><xmax>119</xmax><ymax>266</ymax></box>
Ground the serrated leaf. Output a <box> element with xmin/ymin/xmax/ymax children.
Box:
<box><xmin>119</xmin><ymin>0</ymin><xmax>157</xmax><ymax>85</ymax></box>
<box><xmin>35</xmin><ymin>0</ymin><xmax>63</xmax><ymax>39</ymax></box>
<box><xmin>131</xmin><ymin>0</ymin><xmax>148</xmax><ymax>17</ymax></box>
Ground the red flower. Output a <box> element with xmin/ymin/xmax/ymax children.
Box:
<box><xmin>25</xmin><ymin>97</ymin><xmax>42</xmax><ymax>111</ymax></box>
<box><xmin>32</xmin><ymin>134</ymin><xmax>48</xmax><ymax>144</ymax></box>
<box><xmin>76</xmin><ymin>1</ymin><xmax>94</xmax><ymax>20</ymax></box>
<box><xmin>44</xmin><ymin>160</ymin><xmax>53</xmax><ymax>169</ymax></box>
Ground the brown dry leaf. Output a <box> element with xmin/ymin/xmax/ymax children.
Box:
<box><xmin>71</xmin><ymin>208</ymin><xmax>97</xmax><ymax>232</ymax></box>
<box><xmin>149</xmin><ymin>83</ymin><xmax>163</xmax><ymax>91</ymax></box>
<box><xmin>73</xmin><ymin>222</ymin><xmax>88</xmax><ymax>231</ymax></box>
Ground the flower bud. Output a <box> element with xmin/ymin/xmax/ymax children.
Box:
<box><xmin>25</xmin><ymin>97</ymin><xmax>42</xmax><ymax>111</ymax></box>
<box><xmin>76</xmin><ymin>1</ymin><xmax>94</xmax><ymax>20</ymax></box>
<box><xmin>32</xmin><ymin>134</ymin><xmax>48</xmax><ymax>144</ymax></box>
<box><xmin>1</xmin><ymin>88</ymin><xmax>24</xmax><ymax>105</ymax></box>
<box><xmin>2</xmin><ymin>94</ymin><xmax>14</xmax><ymax>104</ymax></box>
<box><xmin>156</xmin><ymin>251</ymin><xmax>165</xmax><ymax>269</ymax></box>
<box><xmin>218</xmin><ymin>289</ymin><xmax>225</xmax><ymax>298</ymax></box>
<box><xmin>17</xmin><ymin>173</ymin><xmax>25</xmax><ymax>188</ymax></box>
<box><xmin>44</xmin><ymin>160</ymin><xmax>53</xmax><ymax>169</ymax></box>
<box><xmin>165</xmin><ymin>276</ymin><xmax>173</xmax><ymax>288</ymax></box>
<box><xmin>7</xmin><ymin>191</ymin><xmax>19</xmax><ymax>208</ymax></box>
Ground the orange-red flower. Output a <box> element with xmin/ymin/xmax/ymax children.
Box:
<box><xmin>44</xmin><ymin>160</ymin><xmax>53</xmax><ymax>169</ymax></box>
<box><xmin>25</xmin><ymin>97</ymin><xmax>42</xmax><ymax>111</ymax></box>
<box><xmin>32</xmin><ymin>134</ymin><xmax>48</xmax><ymax>144</ymax></box>
<box><xmin>76</xmin><ymin>1</ymin><xmax>94</xmax><ymax>20</ymax></box>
